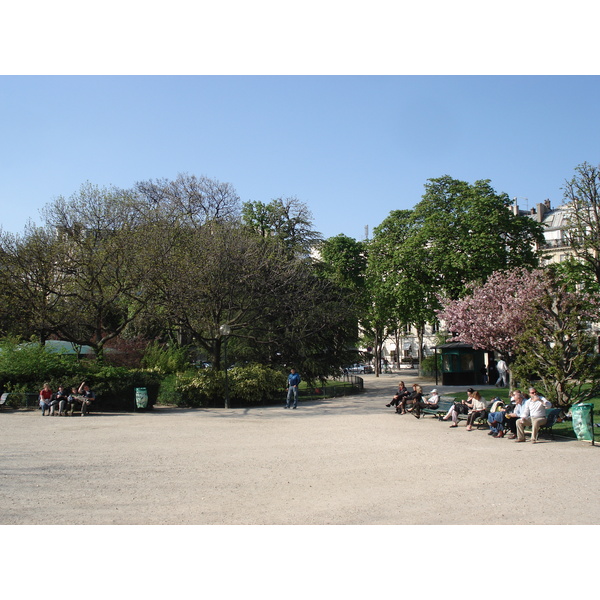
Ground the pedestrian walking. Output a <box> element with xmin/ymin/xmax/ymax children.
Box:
<box><xmin>495</xmin><ymin>359</ymin><xmax>508</xmax><ymax>387</ymax></box>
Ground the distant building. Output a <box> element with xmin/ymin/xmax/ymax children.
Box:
<box><xmin>511</xmin><ymin>198</ymin><xmax>573</xmax><ymax>266</ymax></box>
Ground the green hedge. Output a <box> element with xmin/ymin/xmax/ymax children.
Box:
<box><xmin>171</xmin><ymin>364</ymin><xmax>287</xmax><ymax>408</ymax></box>
<box><xmin>0</xmin><ymin>339</ymin><xmax>163</xmax><ymax>411</ymax></box>
<box><xmin>0</xmin><ymin>339</ymin><xmax>87</xmax><ymax>392</ymax></box>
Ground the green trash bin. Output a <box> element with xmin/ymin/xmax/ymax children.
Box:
<box><xmin>571</xmin><ymin>403</ymin><xmax>594</xmax><ymax>441</ymax></box>
<box><xmin>135</xmin><ymin>387</ymin><xmax>148</xmax><ymax>410</ymax></box>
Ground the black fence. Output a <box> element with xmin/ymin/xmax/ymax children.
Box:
<box><xmin>0</xmin><ymin>392</ymin><xmax>40</xmax><ymax>409</ymax></box>
<box><xmin>298</xmin><ymin>374</ymin><xmax>364</xmax><ymax>399</ymax></box>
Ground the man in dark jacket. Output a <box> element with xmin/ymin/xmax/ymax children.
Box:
<box><xmin>286</xmin><ymin>368</ymin><xmax>301</xmax><ymax>409</ymax></box>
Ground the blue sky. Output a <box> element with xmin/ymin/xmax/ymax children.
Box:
<box><xmin>1</xmin><ymin>75</ymin><xmax>599</xmax><ymax>241</ymax></box>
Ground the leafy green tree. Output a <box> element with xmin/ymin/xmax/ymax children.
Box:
<box><xmin>242</xmin><ymin>197</ymin><xmax>322</xmax><ymax>257</ymax></box>
<box><xmin>317</xmin><ymin>234</ymin><xmax>367</xmax><ymax>362</ymax></box>
<box><xmin>411</xmin><ymin>176</ymin><xmax>544</xmax><ymax>300</ymax></box>
<box><xmin>318</xmin><ymin>234</ymin><xmax>367</xmax><ymax>294</ymax></box>
<box><xmin>561</xmin><ymin>161</ymin><xmax>600</xmax><ymax>286</ymax></box>
<box><xmin>511</xmin><ymin>267</ymin><xmax>600</xmax><ymax>408</ymax></box>
<box><xmin>369</xmin><ymin>210</ymin><xmax>438</xmax><ymax>370</ymax></box>
<box><xmin>151</xmin><ymin>220</ymin><xmax>356</xmax><ymax>380</ymax></box>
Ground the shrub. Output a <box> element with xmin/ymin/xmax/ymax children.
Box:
<box><xmin>419</xmin><ymin>354</ymin><xmax>441</xmax><ymax>376</ymax></box>
<box><xmin>228</xmin><ymin>364</ymin><xmax>287</xmax><ymax>405</ymax></box>
<box><xmin>175</xmin><ymin>369</ymin><xmax>225</xmax><ymax>408</ymax></box>
<box><xmin>0</xmin><ymin>338</ymin><xmax>87</xmax><ymax>393</ymax></box>
<box><xmin>1</xmin><ymin>383</ymin><xmax>34</xmax><ymax>409</ymax></box>
<box><xmin>141</xmin><ymin>342</ymin><xmax>191</xmax><ymax>374</ymax></box>
<box><xmin>156</xmin><ymin>372</ymin><xmax>183</xmax><ymax>406</ymax></box>
<box><xmin>172</xmin><ymin>364</ymin><xmax>286</xmax><ymax>407</ymax></box>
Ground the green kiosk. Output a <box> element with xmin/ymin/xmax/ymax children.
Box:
<box><xmin>432</xmin><ymin>342</ymin><xmax>489</xmax><ymax>386</ymax></box>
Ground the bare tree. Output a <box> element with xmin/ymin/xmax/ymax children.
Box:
<box><xmin>38</xmin><ymin>182</ymin><xmax>163</xmax><ymax>360</ymax></box>
<box><xmin>0</xmin><ymin>224</ymin><xmax>66</xmax><ymax>343</ymax></box>
<box><xmin>135</xmin><ymin>173</ymin><xmax>241</xmax><ymax>228</ymax></box>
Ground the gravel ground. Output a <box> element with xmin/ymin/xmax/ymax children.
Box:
<box><xmin>2</xmin><ymin>371</ymin><xmax>599</xmax><ymax>525</ymax></box>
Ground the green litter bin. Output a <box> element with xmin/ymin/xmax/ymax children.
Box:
<box><xmin>135</xmin><ymin>387</ymin><xmax>148</xmax><ymax>410</ymax></box>
<box><xmin>571</xmin><ymin>403</ymin><xmax>594</xmax><ymax>442</ymax></box>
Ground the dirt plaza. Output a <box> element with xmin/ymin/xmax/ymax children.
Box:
<box><xmin>1</xmin><ymin>372</ymin><xmax>599</xmax><ymax>525</ymax></box>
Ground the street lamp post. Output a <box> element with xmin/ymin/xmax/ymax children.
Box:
<box><xmin>219</xmin><ymin>324</ymin><xmax>231</xmax><ymax>409</ymax></box>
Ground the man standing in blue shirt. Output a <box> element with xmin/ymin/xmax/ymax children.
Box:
<box><xmin>286</xmin><ymin>368</ymin><xmax>301</xmax><ymax>409</ymax></box>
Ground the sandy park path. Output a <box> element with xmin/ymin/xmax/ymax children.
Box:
<box><xmin>1</xmin><ymin>372</ymin><xmax>599</xmax><ymax>525</ymax></box>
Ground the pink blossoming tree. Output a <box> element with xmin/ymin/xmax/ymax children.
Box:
<box><xmin>438</xmin><ymin>266</ymin><xmax>600</xmax><ymax>406</ymax></box>
<box><xmin>437</xmin><ymin>268</ymin><xmax>546</xmax><ymax>363</ymax></box>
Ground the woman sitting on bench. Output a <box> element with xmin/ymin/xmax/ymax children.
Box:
<box><xmin>387</xmin><ymin>381</ymin><xmax>410</xmax><ymax>410</ymax></box>
<box><xmin>465</xmin><ymin>390</ymin><xmax>487</xmax><ymax>431</ymax></box>
<box><xmin>411</xmin><ymin>383</ymin><xmax>440</xmax><ymax>419</ymax></box>
<box><xmin>442</xmin><ymin>388</ymin><xmax>474</xmax><ymax>427</ymax></box>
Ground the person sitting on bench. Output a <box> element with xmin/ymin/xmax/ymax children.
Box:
<box><xmin>55</xmin><ymin>385</ymin><xmax>70</xmax><ymax>416</ymax></box>
<box><xmin>39</xmin><ymin>382</ymin><xmax>53</xmax><ymax>416</ymax></box>
<box><xmin>78</xmin><ymin>381</ymin><xmax>96</xmax><ymax>416</ymax></box>
<box><xmin>404</xmin><ymin>383</ymin><xmax>425</xmax><ymax>417</ymax></box>
<box><xmin>442</xmin><ymin>388</ymin><xmax>474</xmax><ymax>427</ymax></box>
<box><xmin>424</xmin><ymin>389</ymin><xmax>440</xmax><ymax>409</ymax></box>
<box><xmin>386</xmin><ymin>381</ymin><xmax>409</xmax><ymax>410</ymax></box>
<box><xmin>465</xmin><ymin>390</ymin><xmax>487</xmax><ymax>431</ymax></box>
<box><xmin>504</xmin><ymin>391</ymin><xmax>525</xmax><ymax>439</ymax></box>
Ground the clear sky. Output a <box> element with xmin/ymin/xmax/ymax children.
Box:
<box><xmin>2</xmin><ymin>75</ymin><xmax>599</xmax><ymax>241</ymax></box>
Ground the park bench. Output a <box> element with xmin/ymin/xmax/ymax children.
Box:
<box><xmin>494</xmin><ymin>407</ymin><xmax>561</xmax><ymax>439</ymax></box>
<box><xmin>421</xmin><ymin>398</ymin><xmax>454</xmax><ymax>419</ymax></box>
<box><xmin>420</xmin><ymin>397</ymin><xmax>489</xmax><ymax>428</ymax></box>
<box><xmin>534</xmin><ymin>408</ymin><xmax>562</xmax><ymax>440</ymax></box>
<box><xmin>0</xmin><ymin>389</ymin><xmax>100</xmax><ymax>414</ymax></box>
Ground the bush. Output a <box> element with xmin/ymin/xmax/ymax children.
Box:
<box><xmin>175</xmin><ymin>369</ymin><xmax>225</xmax><ymax>408</ymax></box>
<box><xmin>156</xmin><ymin>372</ymin><xmax>183</xmax><ymax>406</ymax></box>
<box><xmin>419</xmin><ymin>354</ymin><xmax>441</xmax><ymax>377</ymax></box>
<box><xmin>172</xmin><ymin>364</ymin><xmax>286</xmax><ymax>407</ymax></box>
<box><xmin>229</xmin><ymin>364</ymin><xmax>287</xmax><ymax>405</ymax></box>
<box><xmin>0</xmin><ymin>339</ymin><xmax>160</xmax><ymax>411</ymax></box>
<box><xmin>0</xmin><ymin>338</ymin><xmax>87</xmax><ymax>393</ymax></box>
<box><xmin>141</xmin><ymin>342</ymin><xmax>191</xmax><ymax>374</ymax></box>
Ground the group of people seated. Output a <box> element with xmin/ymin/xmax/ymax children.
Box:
<box><xmin>39</xmin><ymin>381</ymin><xmax>96</xmax><ymax>417</ymax></box>
<box><xmin>386</xmin><ymin>382</ymin><xmax>554</xmax><ymax>443</ymax></box>
<box><xmin>485</xmin><ymin>387</ymin><xmax>552</xmax><ymax>443</ymax></box>
<box><xmin>441</xmin><ymin>387</ymin><xmax>487</xmax><ymax>430</ymax></box>
<box><xmin>386</xmin><ymin>381</ymin><xmax>440</xmax><ymax>418</ymax></box>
